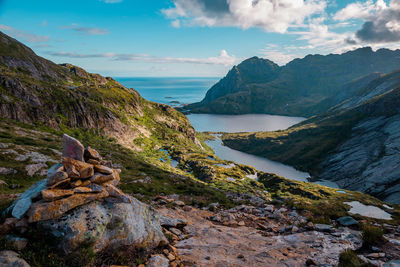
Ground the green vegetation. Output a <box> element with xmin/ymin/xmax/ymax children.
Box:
<box><xmin>338</xmin><ymin>249</ymin><xmax>372</xmax><ymax>267</ymax></box>
<box><xmin>361</xmin><ymin>224</ymin><xmax>385</xmax><ymax>249</ymax></box>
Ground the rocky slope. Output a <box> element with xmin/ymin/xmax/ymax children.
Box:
<box><xmin>222</xmin><ymin>71</ymin><xmax>400</xmax><ymax>204</ymax></box>
<box><xmin>0</xmin><ymin>31</ymin><xmax>198</xmax><ymax>152</ymax></box>
<box><xmin>1</xmin><ymin>31</ymin><xmax>400</xmax><ymax>266</ymax></box>
<box><xmin>180</xmin><ymin>47</ymin><xmax>400</xmax><ymax>116</ymax></box>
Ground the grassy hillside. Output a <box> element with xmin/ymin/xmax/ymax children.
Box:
<box><xmin>1</xmin><ymin>30</ymin><xmax>399</xmax><ymax>230</ymax></box>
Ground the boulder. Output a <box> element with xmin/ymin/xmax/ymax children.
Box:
<box><xmin>71</xmin><ymin>179</ymin><xmax>82</xmax><ymax>187</ymax></box>
<box><xmin>0</xmin><ymin>250</ymin><xmax>30</xmax><ymax>267</ymax></box>
<box><xmin>87</xmin><ymin>183</ymin><xmax>103</xmax><ymax>193</ymax></box>
<box><xmin>48</xmin><ymin>178</ymin><xmax>71</xmax><ymax>189</ymax></box>
<box><xmin>41</xmin><ymin>189</ymin><xmax>75</xmax><ymax>201</ymax></box>
<box><xmin>147</xmin><ymin>255</ymin><xmax>169</xmax><ymax>267</ymax></box>
<box><xmin>5</xmin><ymin>235</ymin><xmax>28</xmax><ymax>250</ymax></box>
<box><xmin>25</xmin><ymin>163</ymin><xmax>47</xmax><ymax>177</ymax></box>
<box><xmin>91</xmin><ymin>172</ymin><xmax>114</xmax><ymax>184</ymax></box>
<box><xmin>94</xmin><ymin>165</ymin><xmax>113</xmax><ymax>175</ymax></box>
<box><xmin>314</xmin><ymin>224</ymin><xmax>335</xmax><ymax>233</ymax></box>
<box><xmin>104</xmin><ymin>183</ymin><xmax>131</xmax><ymax>203</ymax></box>
<box><xmin>27</xmin><ymin>190</ymin><xmax>109</xmax><ymax>222</ymax></box>
<box><xmin>0</xmin><ymin>167</ymin><xmax>17</xmax><ymax>175</ymax></box>
<box><xmin>337</xmin><ymin>216</ymin><xmax>358</xmax><ymax>226</ymax></box>
<box><xmin>0</xmin><ymin>218</ymin><xmax>18</xmax><ymax>234</ymax></box>
<box><xmin>46</xmin><ymin>171</ymin><xmax>68</xmax><ymax>187</ymax></box>
<box><xmin>73</xmin><ymin>187</ymin><xmax>92</xmax><ymax>193</ymax></box>
<box><xmin>159</xmin><ymin>215</ymin><xmax>187</xmax><ymax>228</ymax></box>
<box><xmin>62</xmin><ymin>157</ymin><xmax>94</xmax><ymax>178</ymax></box>
<box><xmin>4</xmin><ymin>180</ymin><xmax>47</xmax><ymax>219</ymax></box>
<box><xmin>66</xmin><ymin>165</ymin><xmax>80</xmax><ymax>179</ymax></box>
<box><xmin>84</xmin><ymin>147</ymin><xmax>101</xmax><ymax>161</ymax></box>
<box><xmin>62</xmin><ymin>134</ymin><xmax>84</xmax><ymax>161</ymax></box>
<box><xmin>37</xmin><ymin>199</ymin><xmax>167</xmax><ymax>256</ymax></box>
<box><xmin>46</xmin><ymin>164</ymin><xmax>64</xmax><ymax>179</ymax></box>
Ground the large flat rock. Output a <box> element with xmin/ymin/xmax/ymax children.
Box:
<box><xmin>38</xmin><ymin>198</ymin><xmax>167</xmax><ymax>255</ymax></box>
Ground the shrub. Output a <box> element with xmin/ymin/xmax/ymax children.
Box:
<box><xmin>339</xmin><ymin>249</ymin><xmax>362</xmax><ymax>267</ymax></box>
<box><xmin>361</xmin><ymin>224</ymin><xmax>385</xmax><ymax>248</ymax></box>
<box><xmin>338</xmin><ymin>249</ymin><xmax>376</xmax><ymax>267</ymax></box>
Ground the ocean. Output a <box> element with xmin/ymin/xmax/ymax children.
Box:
<box><xmin>115</xmin><ymin>77</ymin><xmax>219</xmax><ymax>107</ymax></box>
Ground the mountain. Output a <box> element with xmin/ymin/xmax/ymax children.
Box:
<box><xmin>1</xmin><ymin>31</ymin><xmax>400</xmax><ymax>266</ymax></box>
<box><xmin>180</xmin><ymin>47</ymin><xmax>400</xmax><ymax>117</ymax></box>
<box><xmin>222</xmin><ymin>70</ymin><xmax>400</xmax><ymax>204</ymax></box>
<box><xmin>0</xmin><ymin>31</ymin><xmax>200</xmax><ymax>152</ymax></box>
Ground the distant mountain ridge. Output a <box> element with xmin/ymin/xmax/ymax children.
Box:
<box><xmin>222</xmin><ymin>70</ymin><xmax>400</xmax><ymax>204</ymax></box>
<box><xmin>180</xmin><ymin>47</ymin><xmax>400</xmax><ymax>117</ymax></box>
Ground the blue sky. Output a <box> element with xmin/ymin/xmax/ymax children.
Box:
<box><xmin>0</xmin><ymin>0</ymin><xmax>399</xmax><ymax>77</ymax></box>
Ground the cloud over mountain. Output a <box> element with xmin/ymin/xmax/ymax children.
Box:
<box><xmin>162</xmin><ymin>0</ymin><xmax>326</xmax><ymax>33</ymax></box>
<box><xmin>47</xmin><ymin>49</ymin><xmax>237</xmax><ymax>66</ymax></box>
<box><xmin>335</xmin><ymin>0</ymin><xmax>400</xmax><ymax>43</ymax></box>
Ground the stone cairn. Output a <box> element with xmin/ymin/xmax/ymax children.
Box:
<box><xmin>1</xmin><ymin>134</ymin><xmax>130</xmax><ymax>232</ymax></box>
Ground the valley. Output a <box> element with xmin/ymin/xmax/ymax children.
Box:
<box><xmin>0</xmin><ymin>30</ymin><xmax>400</xmax><ymax>267</ymax></box>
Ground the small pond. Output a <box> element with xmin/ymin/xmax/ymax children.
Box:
<box><xmin>345</xmin><ymin>201</ymin><xmax>392</xmax><ymax>220</ymax></box>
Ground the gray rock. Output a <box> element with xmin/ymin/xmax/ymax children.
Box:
<box><xmin>0</xmin><ymin>142</ymin><xmax>8</xmax><ymax>149</ymax></box>
<box><xmin>384</xmin><ymin>259</ymin><xmax>400</xmax><ymax>267</ymax></box>
<box><xmin>38</xmin><ymin>198</ymin><xmax>167</xmax><ymax>255</ymax></box>
<box><xmin>46</xmin><ymin>170</ymin><xmax>68</xmax><ymax>187</ymax></box>
<box><xmin>337</xmin><ymin>216</ymin><xmax>358</xmax><ymax>226</ymax></box>
<box><xmin>3</xmin><ymin>179</ymin><xmax>46</xmax><ymax>219</ymax></box>
<box><xmin>319</xmin><ymin>115</ymin><xmax>400</xmax><ymax>204</ymax></box>
<box><xmin>314</xmin><ymin>224</ymin><xmax>335</xmax><ymax>233</ymax></box>
<box><xmin>159</xmin><ymin>215</ymin><xmax>187</xmax><ymax>228</ymax></box>
<box><xmin>11</xmin><ymin>198</ymin><xmax>32</xmax><ymax>220</ymax></box>
<box><xmin>46</xmin><ymin>164</ymin><xmax>64</xmax><ymax>179</ymax></box>
<box><xmin>25</xmin><ymin>163</ymin><xmax>47</xmax><ymax>177</ymax></box>
<box><xmin>87</xmin><ymin>183</ymin><xmax>103</xmax><ymax>193</ymax></box>
<box><xmin>62</xmin><ymin>134</ymin><xmax>84</xmax><ymax>161</ymax></box>
<box><xmin>0</xmin><ymin>250</ymin><xmax>30</xmax><ymax>267</ymax></box>
<box><xmin>5</xmin><ymin>235</ymin><xmax>28</xmax><ymax>250</ymax></box>
<box><xmin>0</xmin><ymin>167</ymin><xmax>17</xmax><ymax>175</ymax></box>
<box><xmin>147</xmin><ymin>254</ymin><xmax>169</xmax><ymax>267</ymax></box>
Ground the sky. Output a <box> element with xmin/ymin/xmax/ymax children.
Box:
<box><xmin>0</xmin><ymin>0</ymin><xmax>400</xmax><ymax>77</ymax></box>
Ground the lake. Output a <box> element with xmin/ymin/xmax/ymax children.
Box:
<box><xmin>117</xmin><ymin>77</ymin><xmax>310</xmax><ymax>181</ymax></box>
<box><xmin>186</xmin><ymin>114</ymin><xmax>310</xmax><ymax>181</ymax></box>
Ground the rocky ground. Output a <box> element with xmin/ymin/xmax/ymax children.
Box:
<box><xmin>155</xmin><ymin>198</ymin><xmax>400</xmax><ymax>267</ymax></box>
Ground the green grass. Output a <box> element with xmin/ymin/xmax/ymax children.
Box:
<box><xmin>338</xmin><ymin>249</ymin><xmax>373</xmax><ymax>267</ymax></box>
<box><xmin>361</xmin><ymin>224</ymin><xmax>385</xmax><ymax>249</ymax></box>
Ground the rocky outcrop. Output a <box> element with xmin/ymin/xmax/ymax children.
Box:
<box><xmin>181</xmin><ymin>47</ymin><xmax>400</xmax><ymax>116</ymax></box>
<box><xmin>1</xmin><ymin>134</ymin><xmax>167</xmax><ymax>259</ymax></box>
<box><xmin>318</xmin><ymin>115</ymin><xmax>400</xmax><ymax>204</ymax></box>
<box><xmin>38</xmin><ymin>198</ymin><xmax>167</xmax><ymax>255</ymax></box>
<box><xmin>0</xmin><ymin>250</ymin><xmax>30</xmax><ymax>267</ymax></box>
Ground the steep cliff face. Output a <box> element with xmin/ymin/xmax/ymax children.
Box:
<box><xmin>222</xmin><ymin>71</ymin><xmax>400</xmax><ymax>203</ymax></box>
<box><xmin>182</xmin><ymin>47</ymin><xmax>400</xmax><ymax>116</ymax></box>
<box><xmin>0</xmin><ymin>31</ymin><xmax>197</xmax><ymax>150</ymax></box>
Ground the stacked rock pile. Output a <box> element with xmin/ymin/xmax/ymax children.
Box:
<box><xmin>2</xmin><ymin>134</ymin><xmax>131</xmax><ymax>227</ymax></box>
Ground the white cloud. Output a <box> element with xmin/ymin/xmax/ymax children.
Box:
<box><xmin>334</xmin><ymin>0</ymin><xmax>400</xmax><ymax>43</ymax></box>
<box><xmin>47</xmin><ymin>50</ymin><xmax>237</xmax><ymax>66</ymax></box>
<box><xmin>99</xmin><ymin>0</ymin><xmax>123</xmax><ymax>3</ymax></box>
<box><xmin>171</xmin><ymin>19</ymin><xmax>181</xmax><ymax>28</ymax></box>
<box><xmin>162</xmin><ymin>0</ymin><xmax>327</xmax><ymax>33</ymax></box>
<box><xmin>62</xmin><ymin>25</ymin><xmax>109</xmax><ymax>35</ymax></box>
<box><xmin>0</xmin><ymin>24</ymin><xmax>50</xmax><ymax>43</ymax></box>
<box><xmin>259</xmin><ymin>48</ymin><xmax>299</xmax><ymax>65</ymax></box>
